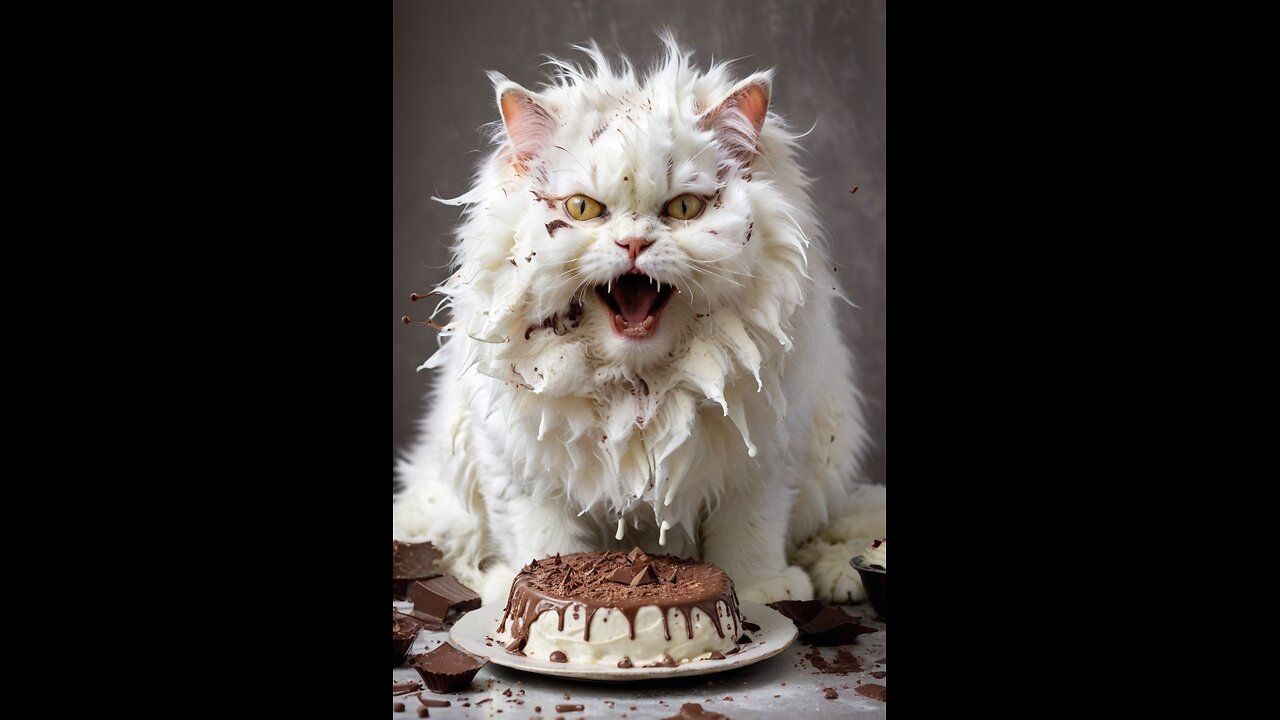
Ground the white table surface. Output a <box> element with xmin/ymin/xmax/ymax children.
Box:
<box><xmin>392</xmin><ymin>601</ymin><xmax>886</xmax><ymax>719</ymax></box>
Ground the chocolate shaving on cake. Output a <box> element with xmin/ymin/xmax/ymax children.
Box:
<box><xmin>606</xmin><ymin>566</ymin><xmax>635</xmax><ymax>584</ymax></box>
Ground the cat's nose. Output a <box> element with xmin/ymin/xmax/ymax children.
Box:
<box><xmin>616</xmin><ymin>237</ymin><xmax>653</xmax><ymax>261</ymax></box>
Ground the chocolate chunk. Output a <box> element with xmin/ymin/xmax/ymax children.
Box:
<box><xmin>768</xmin><ymin>600</ymin><xmax>878</xmax><ymax>646</ymax></box>
<box><xmin>415</xmin><ymin>696</ymin><xmax>450</xmax><ymax>708</ymax></box>
<box><xmin>855</xmin><ymin>684</ymin><xmax>887</xmax><ymax>702</ymax></box>
<box><xmin>708</xmin><ymin>651</ymin><xmax>726</xmax><ymax>660</ymax></box>
<box><xmin>394</xmin><ymin>702</ymin><xmax>406</xmax><ymax>712</ymax></box>
<box><xmin>660</xmin><ymin>702</ymin><xmax>731</xmax><ymax>720</ymax></box>
<box><xmin>393</xmin><ymin>541</ymin><xmax>444</xmax><ymax>599</ymax></box>
<box><xmin>393</xmin><ymin>612</ymin><xmax>422</xmax><ymax>666</ymax></box>
<box><xmin>392</xmin><ymin>681</ymin><xmax>423</xmax><ymax>695</ymax></box>
<box><xmin>605</xmin><ymin>566</ymin><xmax>635</xmax><ymax>584</ymax></box>
<box><xmin>737</xmin><ymin>634</ymin><xmax>752</xmax><ymax>644</ymax></box>
<box><xmin>556</xmin><ymin>705</ymin><xmax>585</xmax><ymax>712</ymax></box>
<box><xmin>617</xmin><ymin>657</ymin><xmax>633</xmax><ymax>668</ymax></box>
<box><xmin>805</xmin><ymin>647</ymin><xmax>862</xmax><ymax>674</ymax></box>
<box><xmin>417</xmin><ymin>708</ymin><xmax>429</xmax><ymax>718</ymax></box>
<box><xmin>629</xmin><ymin>564</ymin><xmax>656</xmax><ymax>586</ymax></box>
<box><xmin>549</xmin><ymin>651</ymin><xmax>568</xmax><ymax>663</ymax></box>
<box><xmin>410</xmin><ymin>643</ymin><xmax>485</xmax><ymax>693</ymax></box>
<box><xmin>409</xmin><ymin>575</ymin><xmax>481</xmax><ymax>621</ymax></box>
<box><xmin>627</xmin><ymin>546</ymin><xmax>647</xmax><ymax>562</ymax></box>
<box><xmin>503</xmin><ymin>689</ymin><xmax>513</xmax><ymax>696</ymax></box>
<box><xmin>645</xmin><ymin>654</ymin><xmax>678</xmax><ymax>667</ymax></box>
<box><xmin>822</xmin><ymin>688</ymin><xmax>838</xmax><ymax>700</ymax></box>
<box><xmin>742</xmin><ymin>621</ymin><xmax>761</xmax><ymax>632</ymax></box>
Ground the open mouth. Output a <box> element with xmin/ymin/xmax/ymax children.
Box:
<box><xmin>594</xmin><ymin>274</ymin><xmax>675</xmax><ymax>340</ymax></box>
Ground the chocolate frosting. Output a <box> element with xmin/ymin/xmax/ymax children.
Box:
<box><xmin>497</xmin><ymin>551</ymin><xmax>743</xmax><ymax>653</ymax></box>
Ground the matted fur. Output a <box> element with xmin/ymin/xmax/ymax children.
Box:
<box><xmin>394</xmin><ymin>37</ymin><xmax>884</xmax><ymax>605</ymax></box>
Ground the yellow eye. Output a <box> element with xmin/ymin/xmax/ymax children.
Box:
<box><xmin>665</xmin><ymin>193</ymin><xmax>704</xmax><ymax>220</ymax></box>
<box><xmin>565</xmin><ymin>195</ymin><xmax>604</xmax><ymax>221</ymax></box>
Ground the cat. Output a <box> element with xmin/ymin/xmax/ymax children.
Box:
<box><xmin>393</xmin><ymin>37</ymin><xmax>885</xmax><ymax>606</ymax></box>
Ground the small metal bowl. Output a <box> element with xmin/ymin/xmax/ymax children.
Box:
<box><xmin>850</xmin><ymin>557</ymin><xmax>887</xmax><ymax>620</ymax></box>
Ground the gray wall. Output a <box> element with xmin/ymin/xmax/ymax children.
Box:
<box><xmin>393</xmin><ymin>0</ymin><xmax>885</xmax><ymax>486</ymax></box>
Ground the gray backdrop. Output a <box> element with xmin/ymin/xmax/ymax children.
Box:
<box><xmin>393</xmin><ymin>0</ymin><xmax>886</xmax><ymax>486</ymax></box>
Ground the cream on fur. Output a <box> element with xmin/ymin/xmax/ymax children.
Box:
<box><xmin>393</xmin><ymin>38</ymin><xmax>884</xmax><ymax>605</ymax></box>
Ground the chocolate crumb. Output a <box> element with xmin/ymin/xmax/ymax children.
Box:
<box><xmin>723</xmin><ymin>696</ymin><xmax>732</xmax><ymax>701</ymax></box>
<box><xmin>550</xmin><ymin>651</ymin><xmax>568</xmax><ymax>663</ymax></box>
<box><xmin>856</xmin><ymin>684</ymin><xmax>887</xmax><ymax>702</ymax></box>
<box><xmin>556</xmin><ymin>705</ymin><xmax>585</xmax><ymax>712</ymax></box>
<box><xmin>415</xmin><ymin>696</ymin><xmax>451</xmax><ymax>708</ymax></box>
<box><xmin>823</xmin><ymin>688</ymin><xmax>838</xmax><ymax>700</ymax></box>
<box><xmin>476</xmin><ymin>699</ymin><xmax>492</xmax><ymax>705</ymax></box>
<box><xmin>737</xmin><ymin>634</ymin><xmax>752</xmax><ymax>644</ymax></box>
<box><xmin>417</xmin><ymin>708</ymin><xmax>428</xmax><ymax>718</ymax></box>
<box><xmin>617</xmin><ymin>657</ymin><xmax>633</xmax><ymax>668</ymax></box>
<box><xmin>394</xmin><ymin>702</ymin><xmax>406</xmax><ymax>712</ymax></box>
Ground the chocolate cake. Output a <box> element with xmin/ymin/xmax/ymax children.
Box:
<box><xmin>495</xmin><ymin>549</ymin><xmax>745</xmax><ymax>667</ymax></box>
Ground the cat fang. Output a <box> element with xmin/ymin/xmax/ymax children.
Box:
<box><xmin>594</xmin><ymin>273</ymin><xmax>676</xmax><ymax>340</ymax></box>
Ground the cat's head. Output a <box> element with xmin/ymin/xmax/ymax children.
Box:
<box><xmin>428</xmin><ymin>38</ymin><xmax>818</xmax><ymax>414</ymax></box>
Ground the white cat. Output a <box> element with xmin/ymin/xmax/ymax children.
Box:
<box><xmin>393</xmin><ymin>38</ymin><xmax>884</xmax><ymax>606</ymax></box>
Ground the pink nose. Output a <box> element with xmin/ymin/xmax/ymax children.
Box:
<box><xmin>616</xmin><ymin>237</ymin><xmax>653</xmax><ymax>261</ymax></box>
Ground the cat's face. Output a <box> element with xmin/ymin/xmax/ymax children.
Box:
<box><xmin>432</xmin><ymin>42</ymin><xmax>814</xmax><ymax>409</ymax></box>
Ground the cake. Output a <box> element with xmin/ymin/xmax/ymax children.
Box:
<box><xmin>494</xmin><ymin>548</ymin><xmax>745</xmax><ymax>667</ymax></box>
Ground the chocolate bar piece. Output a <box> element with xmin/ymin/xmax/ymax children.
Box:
<box><xmin>768</xmin><ymin>600</ymin><xmax>878</xmax><ymax>646</ymax></box>
<box><xmin>393</xmin><ymin>611</ymin><xmax>422</xmax><ymax>666</ymax></box>
<box><xmin>393</xmin><ymin>541</ymin><xmax>444</xmax><ymax>600</ymax></box>
<box><xmin>409</xmin><ymin>575</ymin><xmax>481</xmax><ymax>621</ymax></box>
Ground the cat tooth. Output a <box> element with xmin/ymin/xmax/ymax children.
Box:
<box><xmin>615</xmin><ymin>314</ymin><xmax>625</xmax><ymax>327</ymax></box>
<box><xmin>643</xmin><ymin>315</ymin><xmax>654</xmax><ymax>329</ymax></box>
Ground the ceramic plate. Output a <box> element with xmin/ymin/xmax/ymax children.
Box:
<box><xmin>449</xmin><ymin>600</ymin><xmax>796</xmax><ymax>681</ymax></box>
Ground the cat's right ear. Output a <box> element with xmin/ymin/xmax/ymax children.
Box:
<box><xmin>489</xmin><ymin>73</ymin><xmax>557</xmax><ymax>176</ymax></box>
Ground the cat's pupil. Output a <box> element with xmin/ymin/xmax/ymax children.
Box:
<box><xmin>681</xmin><ymin>200</ymin><xmax>687</xmax><ymax>215</ymax></box>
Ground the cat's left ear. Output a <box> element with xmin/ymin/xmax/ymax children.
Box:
<box><xmin>698</xmin><ymin>72</ymin><xmax>772</xmax><ymax>164</ymax></box>
<box><xmin>489</xmin><ymin>72</ymin><xmax>557</xmax><ymax>175</ymax></box>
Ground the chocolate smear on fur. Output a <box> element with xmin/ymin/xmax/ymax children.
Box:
<box><xmin>496</xmin><ymin>551</ymin><xmax>742</xmax><ymax>651</ymax></box>
<box><xmin>545</xmin><ymin>219</ymin><xmax>570</xmax><ymax>237</ymax></box>
<box><xmin>531</xmin><ymin>190</ymin><xmax>558</xmax><ymax>209</ymax></box>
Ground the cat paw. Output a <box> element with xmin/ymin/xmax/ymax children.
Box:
<box><xmin>480</xmin><ymin>563</ymin><xmax>517</xmax><ymax>605</ymax></box>
<box><xmin>737</xmin><ymin>565</ymin><xmax>814</xmax><ymax>604</ymax></box>
<box><xmin>808</xmin><ymin>549</ymin><xmax>867</xmax><ymax>603</ymax></box>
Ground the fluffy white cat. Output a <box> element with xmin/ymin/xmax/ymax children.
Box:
<box><xmin>393</xmin><ymin>38</ymin><xmax>884</xmax><ymax>606</ymax></box>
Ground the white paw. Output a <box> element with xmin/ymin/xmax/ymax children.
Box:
<box><xmin>809</xmin><ymin>549</ymin><xmax>867</xmax><ymax>603</ymax></box>
<box><xmin>738</xmin><ymin>565</ymin><xmax>814</xmax><ymax>604</ymax></box>
<box><xmin>480</xmin><ymin>563</ymin><xmax>517</xmax><ymax>605</ymax></box>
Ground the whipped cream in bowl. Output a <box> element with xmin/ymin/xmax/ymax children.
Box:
<box><xmin>850</xmin><ymin>538</ymin><xmax>887</xmax><ymax>619</ymax></box>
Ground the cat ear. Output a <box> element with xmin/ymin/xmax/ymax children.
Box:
<box><xmin>698</xmin><ymin>72</ymin><xmax>772</xmax><ymax>164</ymax></box>
<box><xmin>489</xmin><ymin>73</ymin><xmax>557</xmax><ymax>175</ymax></box>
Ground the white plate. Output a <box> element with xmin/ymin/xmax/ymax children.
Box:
<box><xmin>449</xmin><ymin>600</ymin><xmax>797</xmax><ymax>681</ymax></box>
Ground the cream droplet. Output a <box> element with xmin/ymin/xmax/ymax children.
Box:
<box><xmin>658</xmin><ymin>520</ymin><xmax>671</xmax><ymax>546</ymax></box>
<box><xmin>615</xmin><ymin>517</ymin><xmax>625</xmax><ymax>541</ymax></box>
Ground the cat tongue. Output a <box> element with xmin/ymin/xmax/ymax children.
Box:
<box><xmin>612</xmin><ymin>275</ymin><xmax>660</xmax><ymax>325</ymax></box>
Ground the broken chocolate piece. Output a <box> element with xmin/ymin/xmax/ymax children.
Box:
<box><xmin>737</xmin><ymin>634</ymin><xmax>752</xmax><ymax>644</ymax></box>
<box><xmin>549</xmin><ymin>651</ymin><xmax>568</xmax><ymax>663</ymax></box>
<box><xmin>660</xmin><ymin>702</ymin><xmax>731</xmax><ymax>720</ymax></box>
<box><xmin>393</xmin><ymin>541</ymin><xmax>444</xmax><ymax>599</ymax></box>
<box><xmin>394</xmin><ymin>702</ymin><xmax>406</xmax><ymax>712</ymax></box>
<box><xmin>393</xmin><ymin>611</ymin><xmax>422</xmax><ymax>666</ymax></box>
<box><xmin>822</xmin><ymin>688</ymin><xmax>838</xmax><ymax>700</ymax></box>
<box><xmin>856</xmin><ymin>684</ymin><xmax>887</xmax><ymax>702</ymax></box>
<box><xmin>627</xmin><ymin>546</ymin><xmax>647</xmax><ymax>562</ymax></box>
<box><xmin>416</xmin><ymin>708</ymin><xmax>429</xmax><ymax>718</ymax></box>
<box><xmin>629</xmin><ymin>564</ymin><xmax>656</xmax><ymax>586</ymax></box>
<box><xmin>805</xmin><ymin>647</ymin><xmax>862</xmax><ymax>674</ymax></box>
<box><xmin>410</xmin><ymin>643</ymin><xmax>486</xmax><ymax>693</ymax></box>
<box><xmin>415</xmin><ymin>696</ymin><xmax>450</xmax><ymax>708</ymax></box>
<box><xmin>392</xmin><ymin>680</ymin><xmax>423</xmax><ymax>695</ymax></box>
<box><xmin>768</xmin><ymin>600</ymin><xmax>878</xmax><ymax>646</ymax></box>
<box><xmin>605</xmin><ymin>566</ymin><xmax>635</xmax><ymax>584</ymax></box>
<box><xmin>410</xmin><ymin>575</ymin><xmax>481</xmax><ymax>621</ymax></box>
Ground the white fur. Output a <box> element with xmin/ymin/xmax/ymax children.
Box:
<box><xmin>394</xmin><ymin>38</ymin><xmax>883</xmax><ymax>604</ymax></box>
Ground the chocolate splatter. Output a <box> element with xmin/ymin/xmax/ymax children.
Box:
<box><xmin>546</xmin><ymin>219</ymin><xmax>571</xmax><ymax>237</ymax></box>
<box><xmin>856</xmin><ymin>684</ymin><xmax>887</xmax><ymax>702</ymax></box>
